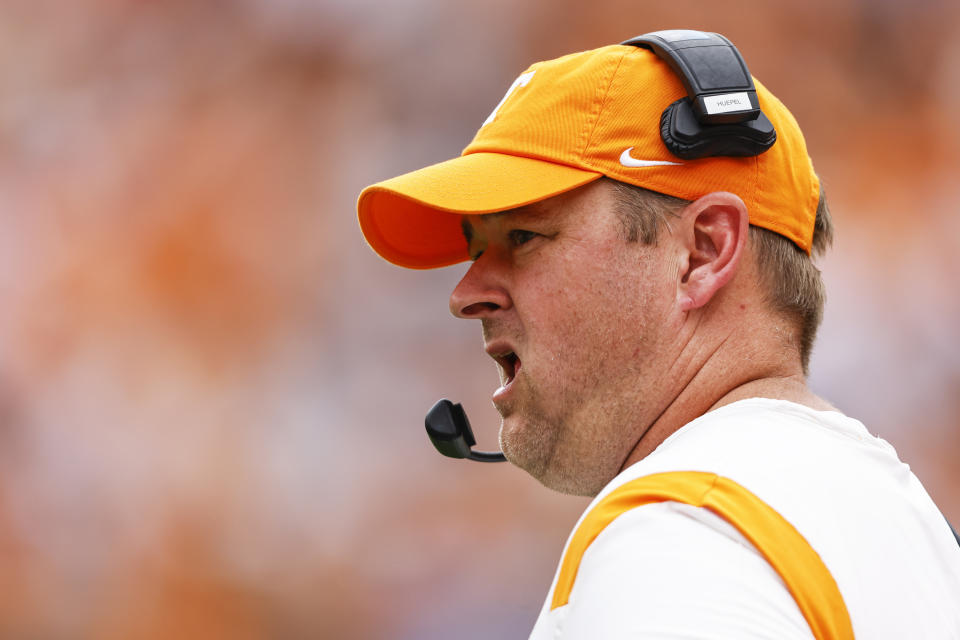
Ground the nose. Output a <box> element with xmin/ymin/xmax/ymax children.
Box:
<box><xmin>449</xmin><ymin>256</ymin><xmax>512</xmax><ymax>319</ymax></box>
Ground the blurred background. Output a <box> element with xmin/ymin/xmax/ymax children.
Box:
<box><xmin>0</xmin><ymin>0</ymin><xmax>957</xmax><ymax>637</ymax></box>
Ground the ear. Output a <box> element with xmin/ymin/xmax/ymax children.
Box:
<box><xmin>675</xmin><ymin>192</ymin><xmax>749</xmax><ymax>311</ymax></box>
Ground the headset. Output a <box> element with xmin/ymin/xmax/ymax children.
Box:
<box><xmin>420</xmin><ymin>31</ymin><xmax>960</xmax><ymax>548</ymax></box>
<box><xmin>620</xmin><ymin>30</ymin><xmax>776</xmax><ymax>159</ymax></box>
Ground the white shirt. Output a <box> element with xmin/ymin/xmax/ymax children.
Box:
<box><xmin>529</xmin><ymin>399</ymin><xmax>960</xmax><ymax>639</ymax></box>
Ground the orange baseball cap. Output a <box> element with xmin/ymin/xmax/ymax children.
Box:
<box><xmin>357</xmin><ymin>39</ymin><xmax>819</xmax><ymax>269</ymax></box>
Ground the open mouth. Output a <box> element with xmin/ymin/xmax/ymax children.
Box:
<box><xmin>492</xmin><ymin>351</ymin><xmax>521</xmax><ymax>386</ymax></box>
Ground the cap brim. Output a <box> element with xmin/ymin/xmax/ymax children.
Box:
<box><xmin>358</xmin><ymin>152</ymin><xmax>602</xmax><ymax>269</ymax></box>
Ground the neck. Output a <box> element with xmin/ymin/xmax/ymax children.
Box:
<box><xmin>619</xmin><ymin>318</ymin><xmax>836</xmax><ymax>472</ymax></box>
<box><xmin>710</xmin><ymin>375</ymin><xmax>837</xmax><ymax>413</ymax></box>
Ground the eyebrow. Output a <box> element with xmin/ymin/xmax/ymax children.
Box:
<box><xmin>459</xmin><ymin>203</ymin><xmax>553</xmax><ymax>243</ymax></box>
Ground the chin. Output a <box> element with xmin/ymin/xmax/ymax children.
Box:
<box><xmin>501</xmin><ymin>419</ymin><xmax>610</xmax><ymax>498</ymax></box>
<box><xmin>499</xmin><ymin>414</ymin><xmax>552</xmax><ymax>480</ymax></box>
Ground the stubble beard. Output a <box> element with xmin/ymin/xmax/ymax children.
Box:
<box><xmin>498</xmin><ymin>372</ymin><xmax>622</xmax><ymax>497</ymax></box>
<box><xmin>498</xmin><ymin>384</ymin><xmax>557</xmax><ymax>485</ymax></box>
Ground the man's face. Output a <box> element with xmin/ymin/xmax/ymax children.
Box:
<box><xmin>450</xmin><ymin>179</ymin><xmax>686</xmax><ymax>496</ymax></box>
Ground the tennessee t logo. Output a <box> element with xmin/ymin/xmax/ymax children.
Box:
<box><xmin>483</xmin><ymin>71</ymin><xmax>536</xmax><ymax>127</ymax></box>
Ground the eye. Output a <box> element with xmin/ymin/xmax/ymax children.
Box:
<box><xmin>508</xmin><ymin>229</ymin><xmax>538</xmax><ymax>247</ymax></box>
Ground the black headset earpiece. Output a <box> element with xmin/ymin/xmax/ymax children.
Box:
<box><xmin>621</xmin><ymin>30</ymin><xmax>776</xmax><ymax>159</ymax></box>
<box><xmin>425</xmin><ymin>399</ymin><xmax>507</xmax><ymax>462</ymax></box>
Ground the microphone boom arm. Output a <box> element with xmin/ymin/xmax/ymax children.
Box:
<box><xmin>425</xmin><ymin>399</ymin><xmax>507</xmax><ymax>463</ymax></box>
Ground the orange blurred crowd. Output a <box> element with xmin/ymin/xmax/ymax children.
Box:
<box><xmin>0</xmin><ymin>1</ymin><xmax>957</xmax><ymax>637</ymax></box>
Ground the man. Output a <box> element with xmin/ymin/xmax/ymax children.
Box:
<box><xmin>357</xmin><ymin>31</ymin><xmax>960</xmax><ymax>638</ymax></box>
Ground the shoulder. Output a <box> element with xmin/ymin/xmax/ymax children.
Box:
<box><xmin>533</xmin><ymin>400</ymin><xmax>960</xmax><ymax>639</ymax></box>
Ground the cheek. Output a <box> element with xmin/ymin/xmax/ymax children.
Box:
<box><xmin>527</xmin><ymin>274</ymin><xmax>633</xmax><ymax>371</ymax></box>
<box><xmin>518</xmin><ymin>244</ymin><xmax>675</xmax><ymax>368</ymax></box>
<box><xmin>575</xmin><ymin>264</ymin><xmax>675</xmax><ymax>363</ymax></box>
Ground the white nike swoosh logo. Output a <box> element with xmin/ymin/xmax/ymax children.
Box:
<box><xmin>619</xmin><ymin>147</ymin><xmax>683</xmax><ymax>167</ymax></box>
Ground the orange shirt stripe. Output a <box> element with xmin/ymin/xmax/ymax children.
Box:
<box><xmin>550</xmin><ymin>471</ymin><xmax>853</xmax><ymax>640</ymax></box>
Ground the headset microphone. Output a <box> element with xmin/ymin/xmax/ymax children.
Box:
<box><xmin>425</xmin><ymin>399</ymin><xmax>507</xmax><ymax>462</ymax></box>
